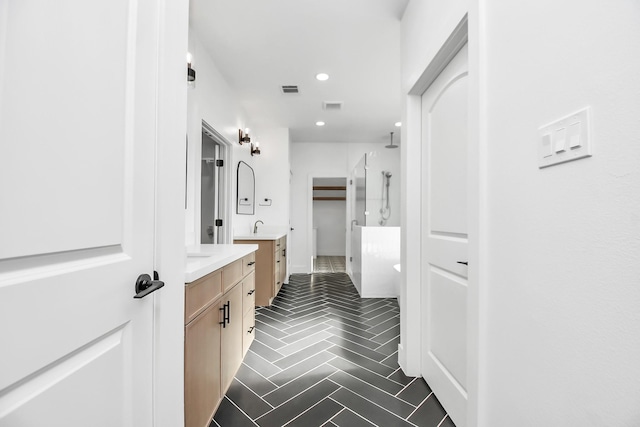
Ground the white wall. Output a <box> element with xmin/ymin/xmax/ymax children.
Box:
<box><xmin>402</xmin><ymin>1</ymin><xmax>640</xmax><ymax>426</ymax></box>
<box><xmin>313</xmin><ymin>200</ymin><xmax>346</xmax><ymax>256</ymax></box>
<box><xmin>186</xmin><ymin>29</ymin><xmax>290</xmax><ymax>246</ymax></box>
<box><xmin>481</xmin><ymin>2</ymin><xmax>640</xmax><ymax>426</ymax></box>
<box><xmin>290</xmin><ymin>141</ymin><xmax>400</xmax><ymax>273</ymax></box>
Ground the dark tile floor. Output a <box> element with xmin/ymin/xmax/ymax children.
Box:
<box><xmin>212</xmin><ymin>272</ymin><xmax>455</xmax><ymax>427</ymax></box>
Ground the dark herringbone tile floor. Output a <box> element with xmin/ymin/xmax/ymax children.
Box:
<box><xmin>212</xmin><ymin>272</ymin><xmax>455</xmax><ymax>427</ymax></box>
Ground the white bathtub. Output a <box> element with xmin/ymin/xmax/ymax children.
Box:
<box><xmin>350</xmin><ymin>226</ymin><xmax>400</xmax><ymax>298</ymax></box>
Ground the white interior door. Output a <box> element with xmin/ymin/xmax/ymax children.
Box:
<box><xmin>0</xmin><ymin>1</ymin><xmax>160</xmax><ymax>425</ymax></box>
<box><xmin>421</xmin><ymin>43</ymin><xmax>469</xmax><ymax>427</ymax></box>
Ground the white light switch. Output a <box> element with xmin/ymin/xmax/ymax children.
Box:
<box><xmin>538</xmin><ymin>107</ymin><xmax>592</xmax><ymax>168</ymax></box>
<box><xmin>542</xmin><ymin>134</ymin><xmax>553</xmax><ymax>157</ymax></box>
<box><xmin>554</xmin><ymin>127</ymin><xmax>567</xmax><ymax>153</ymax></box>
<box><xmin>568</xmin><ymin>121</ymin><xmax>582</xmax><ymax>149</ymax></box>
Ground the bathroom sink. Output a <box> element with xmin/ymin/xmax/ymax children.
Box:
<box><xmin>186</xmin><ymin>252</ymin><xmax>213</xmax><ymax>257</ymax></box>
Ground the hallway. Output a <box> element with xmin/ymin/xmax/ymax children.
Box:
<box><xmin>313</xmin><ymin>256</ymin><xmax>347</xmax><ymax>273</ymax></box>
<box><xmin>212</xmin><ymin>273</ymin><xmax>454</xmax><ymax>427</ymax></box>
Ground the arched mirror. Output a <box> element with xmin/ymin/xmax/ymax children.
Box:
<box><xmin>236</xmin><ymin>161</ymin><xmax>255</xmax><ymax>215</ymax></box>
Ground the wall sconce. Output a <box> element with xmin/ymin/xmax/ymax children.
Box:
<box><xmin>238</xmin><ymin>128</ymin><xmax>251</xmax><ymax>145</ymax></box>
<box><xmin>251</xmin><ymin>141</ymin><xmax>261</xmax><ymax>156</ymax></box>
<box><xmin>186</xmin><ymin>53</ymin><xmax>196</xmax><ymax>87</ymax></box>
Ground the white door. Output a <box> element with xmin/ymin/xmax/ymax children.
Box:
<box><xmin>421</xmin><ymin>43</ymin><xmax>469</xmax><ymax>427</ymax></box>
<box><xmin>0</xmin><ymin>1</ymin><xmax>161</xmax><ymax>425</ymax></box>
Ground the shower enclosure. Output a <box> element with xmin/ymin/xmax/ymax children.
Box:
<box><xmin>201</xmin><ymin>131</ymin><xmax>222</xmax><ymax>244</ymax></box>
<box><xmin>349</xmin><ymin>152</ymin><xmax>400</xmax><ymax>297</ymax></box>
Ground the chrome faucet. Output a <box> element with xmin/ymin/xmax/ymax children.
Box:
<box><xmin>253</xmin><ymin>220</ymin><xmax>264</xmax><ymax>234</ymax></box>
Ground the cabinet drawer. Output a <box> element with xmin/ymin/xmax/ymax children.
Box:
<box><xmin>242</xmin><ymin>271</ymin><xmax>255</xmax><ymax>315</ymax></box>
<box><xmin>242</xmin><ymin>309</ymin><xmax>255</xmax><ymax>356</ymax></box>
<box><xmin>185</xmin><ymin>269</ymin><xmax>222</xmax><ymax>324</ymax></box>
<box><xmin>242</xmin><ymin>252</ymin><xmax>256</xmax><ymax>276</ymax></box>
<box><xmin>222</xmin><ymin>259</ymin><xmax>243</xmax><ymax>292</ymax></box>
<box><xmin>275</xmin><ymin>237</ymin><xmax>284</xmax><ymax>252</ymax></box>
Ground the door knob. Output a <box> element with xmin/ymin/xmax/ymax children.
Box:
<box><xmin>134</xmin><ymin>273</ymin><xmax>165</xmax><ymax>299</ymax></box>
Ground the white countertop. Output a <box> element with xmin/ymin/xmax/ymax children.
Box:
<box><xmin>185</xmin><ymin>244</ymin><xmax>258</xmax><ymax>283</ymax></box>
<box><xmin>234</xmin><ymin>232</ymin><xmax>287</xmax><ymax>241</ymax></box>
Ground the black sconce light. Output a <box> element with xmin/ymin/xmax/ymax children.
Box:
<box><xmin>187</xmin><ymin>53</ymin><xmax>196</xmax><ymax>87</ymax></box>
<box><xmin>251</xmin><ymin>141</ymin><xmax>261</xmax><ymax>156</ymax></box>
<box><xmin>239</xmin><ymin>128</ymin><xmax>251</xmax><ymax>145</ymax></box>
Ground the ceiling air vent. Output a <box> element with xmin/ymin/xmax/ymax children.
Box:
<box><xmin>322</xmin><ymin>101</ymin><xmax>343</xmax><ymax>111</ymax></box>
<box><xmin>281</xmin><ymin>85</ymin><xmax>299</xmax><ymax>94</ymax></box>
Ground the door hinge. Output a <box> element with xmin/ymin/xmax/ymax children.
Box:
<box><xmin>215</xmin><ymin>219</ymin><xmax>223</xmax><ymax>227</ymax></box>
<box><xmin>350</xmin><ymin>179</ymin><xmax>353</xmax><ymax>185</ymax></box>
<box><xmin>216</xmin><ymin>159</ymin><xmax>223</xmax><ymax>167</ymax></box>
<box><xmin>349</xmin><ymin>257</ymin><xmax>353</xmax><ymax>262</ymax></box>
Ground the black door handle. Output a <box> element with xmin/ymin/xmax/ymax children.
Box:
<box><xmin>457</xmin><ymin>261</ymin><xmax>468</xmax><ymax>266</ymax></box>
<box><xmin>247</xmin><ymin>289</ymin><xmax>255</xmax><ymax>295</ymax></box>
<box><xmin>247</xmin><ymin>261</ymin><xmax>256</xmax><ymax>266</ymax></box>
<box><xmin>247</xmin><ymin>326</ymin><xmax>255</xmax><ymax>334</ymax></box>
<box><xmin>134</xmin><ymin>273</ymin><xmax>165</xmax><ymax>299</ymax></box>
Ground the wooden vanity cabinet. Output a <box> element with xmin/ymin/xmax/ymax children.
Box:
<box><xmin>234</xmin><ymin>236</ymin><xmax>287</xmax><ymax>307</ymax></box>
<box><xmin>184</xmin><ymin>301</ymin><xmax>221</xmax><ymax>427</ymax></box>
<box><xmin>184</xmin><ymin>253</ymin><xmax>256</xmax><ymax>427</ymax></box>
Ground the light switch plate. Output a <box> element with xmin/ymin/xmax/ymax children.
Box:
<box><xmin>538</xmin><ymin>106</ymin><xmax>592</xmax><ymax>168</ymax></box>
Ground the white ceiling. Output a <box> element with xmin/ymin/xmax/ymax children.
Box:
<box><xmin>189</xmin><ymin>0</ymin><xmax>408</xmax><ymax>144</ymax></box>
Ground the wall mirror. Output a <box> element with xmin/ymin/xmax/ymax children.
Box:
<box><xmin>236</xmin><ymin>161</ymin><xmax>255</xmax><ymax>215</ymax></box>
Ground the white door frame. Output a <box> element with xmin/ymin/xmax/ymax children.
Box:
<box><xmin>306</xmin><ymin>173</ymin><xmax>350</xmax><ymax>273</ymax></box>
<box><xmin>152</xmin><ymin>1</ymin><xmax>189</xmax><ymax>426</ymax></box>
<box><xmin>400</xmin><ymin>13</ymin><xmax>483</xmax><ymax>427</ymax></box>
<box><xmin>200</xmin><ymin>121</ymin><xmax>234</xmax><ymax>244</ymax></box>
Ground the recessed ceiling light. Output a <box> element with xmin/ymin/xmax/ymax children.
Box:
<box><xmin>316</xmin><ymin>121</ymin><xmax>325</xmax><ymax>126</ymax></box>
<box><xmin>395</xmin><ymin>122</ymin><xmax>402</xmax><ymax>127</ymax></box>
<box><xmin>316</xmin><ymin>73</ymin><xmax>329</xmax><ymax>81</ymax></box>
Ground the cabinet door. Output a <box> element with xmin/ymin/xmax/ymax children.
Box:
<box><xmin>242</xmin><ymin>272</ymin><xmax>256</xmax><ymax>316</ymax></box>
<box><xmin>275</xmin><ymin>256</ymin><xmax>281</xmax><ymax>295</ymax></box>
<box><xmin>280</xmin><ymin>240</ymin><xmax>287</xmax><ymax>286</ymax></box>
<box><xmin>220</xmin><ymin>284</ymin><xmax>243</xmax><ymax>392</ymax></box>
<box><xmin>185</xmin><ymin>303</ymin><xmax>221</xmax><ymax>427</ymax></box>
<box><xmin>243</xmin><ymin>308</ymin><xmax>255</xmax><ymax>356</ymax></box>
<box><xmin>255</xmin><ymin>240</ymin><xmax>275</xmax><ymax>306</ymax></box>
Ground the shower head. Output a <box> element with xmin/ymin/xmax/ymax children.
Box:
<box><xmin>385</xmin><ymin>131</ymin><xmax>398</xmax><ymax>149</ymax></box>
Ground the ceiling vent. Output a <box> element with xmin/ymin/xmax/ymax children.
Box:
<box><xmin>281</xmin><ymin>85</ymin><xmax>299</xmax><ymax>94</ymax></box>
<box><xmin>322</xmin><ymin>101</ymin><xmax>343</xmax><ymax>111</ymax></box>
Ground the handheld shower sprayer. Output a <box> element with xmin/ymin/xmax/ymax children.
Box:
<box><xmin>379</xmin><ymin>171</ymin><xmax>392</xmax><ymax>225</ymax></box>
